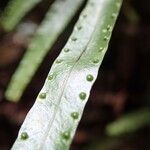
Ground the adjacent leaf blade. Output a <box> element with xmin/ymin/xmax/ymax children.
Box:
<box><xmin>12</xmin><ymin>0</ymin><xmax>122</xmax><ymax>149</ymax></box>
<box><xmin>5</xmin><ymin>0</ymin><xmax>85</xmax><ymax>102</ymax></box>
<box><xmin>0</xmin><ymin>0</ymin><xmax>42</xmax><ymax>31</ymax></box>
<box><xmin>106</xmin><ymin>108</ymin><xmax>150</xmax><ymax>136</ymax></box>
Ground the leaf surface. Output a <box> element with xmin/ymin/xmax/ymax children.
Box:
<box><xmin>12</xmin><ymin>0</ymin><xmax>122</xmax><ymax>149</ymax></box>
<box><xmin>1</xmin><ymin>0</ymin><xmax>42</xmax><ymax>31</ymax></box>
<box><xmin>106</xmin><ymin>108</ymin><xmax>150</xmax><ymax>136</ymax></box>
<box><xmin>5</xmin><ymin>0</ymin><xmax>85</xmax><ymax>102</ymax></box>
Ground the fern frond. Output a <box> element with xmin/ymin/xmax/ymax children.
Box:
<box><xmin>12</xmin><ymin>0</ymin><xmax>122</xmax><ymax>149</ymax></box>
<box><xmin>5</xmin><ymin>0</ymin><xmax>85</xmax><ymax>102</ymax></box>
<box><xmin>0</xmin><ymin>0</ymin><xmax>42</xmax><ymax>31</ymax></box>
<box><xmin>106</xmin><ymin>108</ymin><xmax>150</xmax><ymax>136</ymax></box>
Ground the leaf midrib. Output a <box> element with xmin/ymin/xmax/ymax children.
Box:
<box><xmin>40</xmin><ymin>10</ymin><xmax>100</xmax><ymax>149</ymax></box>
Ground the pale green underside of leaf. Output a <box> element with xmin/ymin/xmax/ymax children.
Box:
<box><xmin>12</xmin><ymin>0</ymin><xmax>122</xmax><ymax>149</ymax></box>
<box><xmin>106</xmin><ymin>108</ymin><xmax>150</xmax><ymax>136</ymax></box>
<box><xmin>5</xmin><ymin>0</ymin><xmax>85</xmax><ymax>102</ymax></box>
<box><xmin>0</xmin><ymin>0</ymin><xmax>42</xmax><ymax>31</ymax></box>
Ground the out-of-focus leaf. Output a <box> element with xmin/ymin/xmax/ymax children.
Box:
<box><xmin>5</xmin><ymin>0</ymin><xmax>85</xmax><ymax>102</ymax></box>
<box><xmin>106</xmin><ymin>108</ymin><xmax>150</xmax><ymax>136</ymax></box>
<box><xmin>0</xmin><ymin>0</ymin><xmax>42</xmax><ymax>31</ymax></box>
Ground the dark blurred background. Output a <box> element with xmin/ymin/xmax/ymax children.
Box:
<box><xmin>0</xmin><ymin>0</ymin><xmax>150</xmax><ymax>149</ymax></box>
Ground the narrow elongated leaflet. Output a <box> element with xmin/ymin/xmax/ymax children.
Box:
<box><xmin>0</xmin><ymin>0</ymin><xmax>42</xmax><ymax>31</ymax></box>
<box><xmin>5</xmin><ymin>0</ymin><xmax>85</xmax><ymax>102</ymax></box>
<box><xmin>12</xmin><ymin>0</ymin><xmax>122</xmax><ymax>149</ymax></box>
<box><xmin>106</xmin><ymin>108</ymin><xmax>150</xmax><ymax>136</ymax></box>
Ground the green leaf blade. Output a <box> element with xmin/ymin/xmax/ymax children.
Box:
<box><xmin>106</xmin><ymin>108</ymin><xmax>150</xmax><ymax>136</ymax></box>
<box><xmin>5</xmin><ymin>0</ymin><xmax>85</xmax><ymax>102</ymax></box>
<box><xmin>1</xmin><ymin>0</ymin><xmax>42</xmax><ymax>31</ymax></box>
